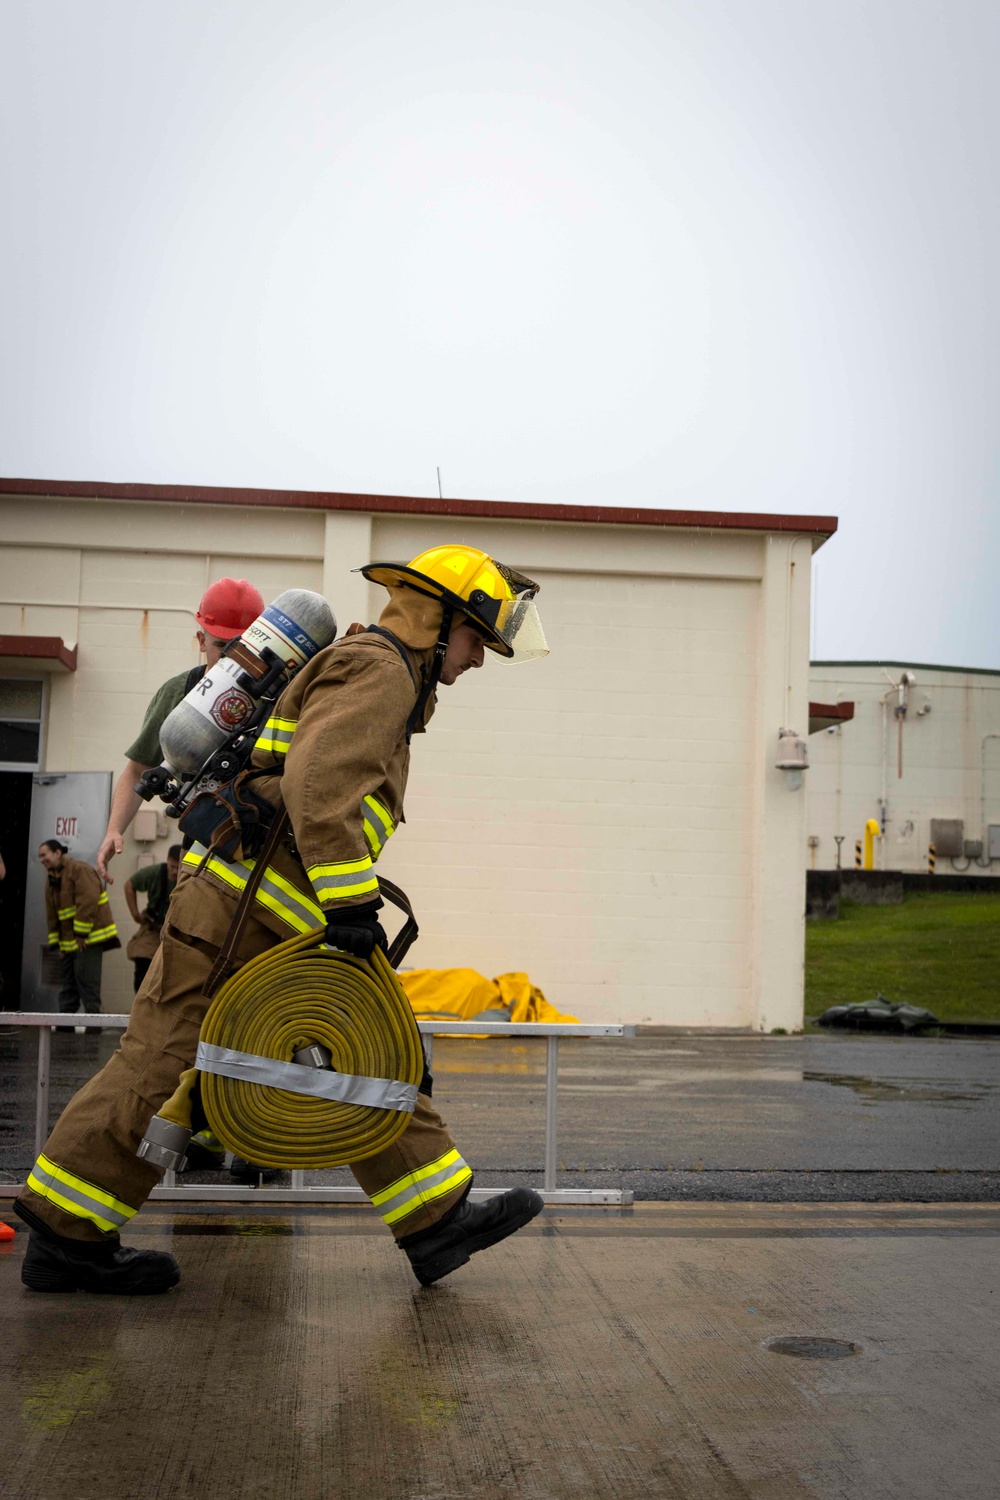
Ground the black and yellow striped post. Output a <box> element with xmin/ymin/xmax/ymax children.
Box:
<box><xmin>855</xmin><ymin>840</ymin><xmax>862</xmax><ymax>869</ymax></box>
<box><xmin>928</xmin><ymin>843</ymin><xmax>936</xmax><ymax>874</ymax></box>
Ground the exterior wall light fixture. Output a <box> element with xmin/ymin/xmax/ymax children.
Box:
<box><xmin>775</xmin><ymin>727</ymin><xmax>808</xmax><ymax>791</ymax></box>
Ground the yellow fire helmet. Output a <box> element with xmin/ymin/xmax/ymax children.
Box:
<box><xmin>361</xmin><ymin>545</ymin><xmax>549</xmax><ymax>663</ymax></box>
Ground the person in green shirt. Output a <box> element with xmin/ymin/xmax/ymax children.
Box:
<box><xmin>124</xmin><ymin>846</ymin><xmax>181</xmax><ymax>992</ymax></box>
<box><xmin>96</xmin><ymin>577</ymin><xmax>264</xmax><ymax>882</ymax></box>
<box><xmin>101</xmin><ymin>577</ymin><xmax>274</xmax><ymax>1184</ymax></box>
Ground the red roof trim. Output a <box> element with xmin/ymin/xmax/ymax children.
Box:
<box><xmin>810</xmin><ymin>701</ymin><xmax>855</xmax><ymax>721</ymax></box>
<box><xmin>808</xmin><ymin>700</ymin><xmax>855</xmax><ymax>734</ymax></box>
<box><xmin>0</xmin><ymin>476</ymin><xmax>838</xmax><ymax>537</ymax></box>
<box><xmin>0</xmin><ymin>635</ymin><xmax>77</xmax><ymax>671</ymax></box>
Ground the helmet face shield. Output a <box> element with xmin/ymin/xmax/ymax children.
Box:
<box><xmin>489</xmin><ymin>592</ymin><xmax>548</xmax><ymax>663</ymax></box>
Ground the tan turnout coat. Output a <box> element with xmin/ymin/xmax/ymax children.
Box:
<box><xmin>44</xmin><ymin>857</ymin><xmax>120</xmax><ymax>954</ymax></box>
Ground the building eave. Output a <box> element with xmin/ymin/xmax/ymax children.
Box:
<box><xmin>0</xmin><ymin>476</ymin><xmax>839</xmax><ymax>538</ymax></box>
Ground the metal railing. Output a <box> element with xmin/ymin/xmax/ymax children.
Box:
<box><xmin>0</xmin><ymin>1013</ymin><xmax>635</xmax><ymax>1206</ymax></box>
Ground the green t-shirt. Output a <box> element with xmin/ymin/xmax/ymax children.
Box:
<box><xmin>126</xmin><ymin>668</ymin><xmax>202</xmax><ymax>766</ymax></box>
<box><xmin>130</xmin><ymin>862</ymin><xmax>176</xmax><ymax>926</ymax></box>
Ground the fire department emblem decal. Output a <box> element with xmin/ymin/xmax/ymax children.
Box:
<box><xmin>210</xmin><ymin>689</ymin><xmax>253</xmax><ymax>731</ymax></box>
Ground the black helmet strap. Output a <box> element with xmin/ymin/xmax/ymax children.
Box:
<box><xmin>405</xmin><ymin>601</ymin><xmax>454</xmax><ymax>742</ymax></box>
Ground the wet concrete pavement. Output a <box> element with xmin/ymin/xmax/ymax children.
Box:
<box><xmin>2</xmin><ymin>1200</ymin><xmax>999</xmax><ymax>1499</ymax></box>
<box><xmin>4</xmin><ymin>1027</ymin><xmax>999</xmax><ymax>1201</ymax></box>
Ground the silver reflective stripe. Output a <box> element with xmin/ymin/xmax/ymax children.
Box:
<box><xmin>312</xmin><ymin>866</ymin><xmax>374</xmax><ymax>891</ymax></box>
<box><xmin>28</xmin><ymin>1159</ymin><xmax>133</xmax><ymax>1227</ymax></box>
<box><xmin>362</xmin><ymin>796</ymin><xmax>394</xmax><ymax>855</ymax></box>
<box><xmin>256</xmin><ymin>871</ymin><xmax>323</xmax><ymax>931</ymax></box>
<box><xmin>374</xmin><ymin>1154</ymin><xmax>471</xmax><ymax>1220</ymax></box>
<box><xmin>187</xmin><ymin>842</ymin><xmax>324</xmax><ymax>934</ymax></box>
<box><xmin>195</xmin><ymin>1041</ymin><xmax>418</xmax><ymax>1113</ymax></box>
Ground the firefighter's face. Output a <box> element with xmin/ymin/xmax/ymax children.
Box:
<box><xmin>197</xmin><ymin>631</ymin><xmax>225</xmax><ymax>667</ymax></box>
<box><xmin>440</xmin><ymin>622</ymin><xmax>487</xmax><ymax>686</ymax></box>
<box><xmin>38</xmin><ymin>845</ymin><xmax>63</xmax><ymax>872</ymax></box>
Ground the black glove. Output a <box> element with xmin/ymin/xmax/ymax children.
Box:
<box><xmin>324</xmin><ymin>900</ymin><xmax>388</xmax><ymax>961</ymax></box>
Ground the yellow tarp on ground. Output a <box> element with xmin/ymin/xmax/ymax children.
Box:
<box><xmin>399</xmin><ymin>968</ymin><xmax>579</xmax><ymax>1029</ymax></box>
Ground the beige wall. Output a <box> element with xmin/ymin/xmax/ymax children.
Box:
<box><xmin>808</xmin><ymin>662</ymin><xmax>1000</xmax><ymax>874</ymax></box>
<box><xmin>2</xmin><ymin>491</ymin><xmax>818</xmax><ymax>1027</ymax></box>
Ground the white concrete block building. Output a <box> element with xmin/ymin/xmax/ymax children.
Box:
<box><xmin>808</xmin><ymin>660</ymin><xmax>1000</xmax><ymax>876</ymax></box>
<box><xmin>1</xmin><ymin>478</ymin><xmax>834</xmax><ymax>1027</ymax></box>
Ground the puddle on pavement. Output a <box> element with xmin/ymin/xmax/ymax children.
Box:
<box><xmin>804</xmin><ymin>1070</ymin><xmax>991</xmax><ymax>1104</ymax></box>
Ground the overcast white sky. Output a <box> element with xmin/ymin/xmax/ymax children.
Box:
<box><xmin>1</xmin><ymin>1</ymin><xmax>997</xmax><ymax>666</ymax></box>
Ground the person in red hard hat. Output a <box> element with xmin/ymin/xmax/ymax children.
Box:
<box><xmin>194</xmin><ymin>577</ymin><xmax>264</xmax><ymax>637</ymax></box>
<box><xmin>97</xmin><ymin>578</ymin><xmax>264</xmax><ymax>884</ymax></box>
<box><xmin>96</xmin><ymin>577</ymin><xmax>267</xmax><ymax>1181</ymax></box>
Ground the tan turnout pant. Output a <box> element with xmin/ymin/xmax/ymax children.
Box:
<box><xmin>18</xmin><ymin>879</ymin><xmax>471</xmax><ymax>1244</ymax></box>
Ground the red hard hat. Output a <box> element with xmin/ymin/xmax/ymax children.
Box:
<box><xmin>195</xmin><ymin>578</ymin><xmax>264</xmax><ymax>635</ymax></box>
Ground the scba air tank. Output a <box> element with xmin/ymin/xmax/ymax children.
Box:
<box><xmin>159</xmin><ymin>590</ymin><xmax>337</xmax><ymax>776</ymax></box>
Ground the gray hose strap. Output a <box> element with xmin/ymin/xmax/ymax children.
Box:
<box><xmin>195</xmin><ymin>1041</ymin><xmax>418</xmax><ymax>1113</ymax></box>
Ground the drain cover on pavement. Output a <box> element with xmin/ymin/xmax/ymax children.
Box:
<box><xmin>765</xmin><ymin>1337</ymin><xmax>860</xmax><ymax>1360</ymax></box>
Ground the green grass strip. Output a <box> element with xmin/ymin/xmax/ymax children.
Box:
<box><xmin>805</xmin><ymin>892</ymin><xmax>1000</xmax><ymax>1023</ymax></box>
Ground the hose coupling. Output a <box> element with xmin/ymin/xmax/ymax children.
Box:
<box><xmin>137</xmin><ymin>1115</ymin><xmax>192</xmax><ymax>1172</ymax></box>
<box><xmin>292</xmin><ymin>1043</ymin><xmax>333</xmax><ymax>1070</ymax></box>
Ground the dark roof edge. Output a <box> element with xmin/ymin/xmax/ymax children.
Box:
<box><xmin>0</xmin><ymin>476</ymin><xmax>838</xmax><ymax>537</ymax></box>
<box><xmin>812</xmin><ymin>659</ymin><xmax>1000</xmax><ymax>679</ymax></box>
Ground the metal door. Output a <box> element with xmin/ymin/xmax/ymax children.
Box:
<box><xmin>22</xmin><ymin>772</ymin><xmax>112</xmax><ymax>1009</ymax></box>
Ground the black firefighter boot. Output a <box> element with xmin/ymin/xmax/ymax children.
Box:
<box><xmin>15</xmin><ymin>1201</ymin><xmax>180</xmax><ymax>1295</ymax></box>
<box><xmin>398</xmin><ymin>1187</ymin><xmax>543</xmax><ymax>1287</ymax></box>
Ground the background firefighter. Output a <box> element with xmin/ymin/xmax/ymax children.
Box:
<box><xmin>15</xmin><ymin>545</ymin><xmax>549</xmax><ymax>1294</ymax></box>
<box><xmin>38</xmin><ymin>839</ymin><xmax>120</xmax><ymax>1025</ymax></box>
<box><xmin>124</xmin><ymin>845</ymin><xmax>180</xmax><ymax>992</ymax></box>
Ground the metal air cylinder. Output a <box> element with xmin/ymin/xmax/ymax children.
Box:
<box><xmin>158</xmin><ymin>590</ymin><xmax>336</xmax><ymax>776</ymax></box>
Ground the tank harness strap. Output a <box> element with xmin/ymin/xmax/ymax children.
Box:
<box><xmin>365</xmin><ymin>625</ymin><xmax>421</xmax><ymax>690</ymax></box>
<box><xmin>365</xmin><ymin>617</ymin><xmax>452</xmax><ymax>743</ymax></box>
<box><xmin>202</xmin><ymin>805</ymin><xmax>291</xmax><ymax>1000</ymax></box>
<box><xmin>377</xmin><ymin>877</ymin><xmax>420</xmax><ymax>967</ymax></box>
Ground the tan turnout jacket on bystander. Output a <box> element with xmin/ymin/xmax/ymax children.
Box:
<box><xmin>44</xmin><ymin>857</ymin><xmax>119</xmax><ymax>953</ymax></box>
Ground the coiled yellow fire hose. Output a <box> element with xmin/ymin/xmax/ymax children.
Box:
<box><xmin>153</xmin><ymin>928</ymin><xmax>424</xmax><ymax>1170</ymax></box>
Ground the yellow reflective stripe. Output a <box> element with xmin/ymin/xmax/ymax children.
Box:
<box><xmin>97</xmin><ymin>893</ymin><xmax>110</xmax><ymax>907</ymax></box>
<box><xmin>307</xmin><ymin>856</ymin><xmax>378</xmax><ymax>904</ymax></box>
<box><xmin>308</xmin><ymin>857</ymin><xmax>375</xmax><ymax>878</ymax></box>
<box><xmin>86</xmin><ymin>923</ymin><xmax>117</xmax><ymax>944</ymax></box>
<box><xmin>184</xmin><ymin>845</ymin><xmax>240</xmax><ymax>886</ymax></box>
<box><xmin>361</xmin><ymin>795</ymin><xmax>395</xmax><ymax>858</ymax></box>
<box><xmin>369</xmin><ymin>1148</ymin><xmax>473</xmax><ymax>1225</ymax></box>
<box><xmin>254</xmin><ymin>715</ymin><xmax>298</xmax><ymax>755</ymax></box>
<box><xmin>27</xmin><ymin>1153</ymin><xmax>137</xmax><ymax>1232</ymax></box>
<box><xmin>253</xmin><ymin>867</ymin><xmax>323</xmax><ymax>934</ymax></box>
<box><xmin>183</xmin><ymin>844</ymin><xmax>324</xmax><ymax>935</ymax></box>
<box><xmin>57</xmin><ymin>905</ymin><xmax>77</xmax><ymax>919</ymax></box>
<box><xmin>59</xmin><ymin>940</ymin><xmax>78</xmax><ymax>951</ymax></box>
<box><xmin>74</xmin><ymin>920</ymin><xmax>93</xmax><ymax>933</ymax></box>
<box><xmin>47</xmin><ymin>931</ymin><xmax>59</xmax><ymax>944</ymax></box>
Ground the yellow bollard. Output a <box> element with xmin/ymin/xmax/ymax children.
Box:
<box><xmin>855</xmin><ymin>840</ymin><xmax>862</xmax><ymax>869</ymax></box>
<box><xmin>928</xmin><ymin>842</ymin><xmax>936</xmax><ymax>874</ymax></box>
<box><xmin>863</xmin><ymin>818</ymin><xmax>880</xmax><ymax>870</ymax></box>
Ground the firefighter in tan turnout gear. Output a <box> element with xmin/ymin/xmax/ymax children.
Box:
<box><xmin>38</xmin><ymin>839</ymin><xmax>120</xmax><ymax>1022</ymax></box>
<box><xmin>16</xmin><ymin>545</ymin><xmax>549</xmax><ymax>1294</ymax></box>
